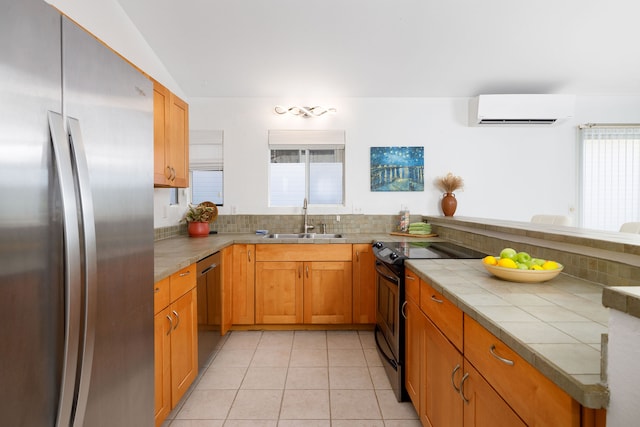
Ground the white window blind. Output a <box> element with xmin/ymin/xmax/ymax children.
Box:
<box><xmin>268</xmin><ymin>130</ymin><xmax>345</xmax><ymax>207</ymax></box>
<box><xmin>190</xmin><ymin>130</ymin><xmax>224</xmax><ymax>205</ymax></box>
<box><xmin>580</xmin><ymin>126</ymin><xmax>640</xmax><ymax>231</ymax></box>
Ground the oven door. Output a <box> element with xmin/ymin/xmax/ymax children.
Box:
<box><xmin>374</xmin><ymin>260</ymin><xmax>405</xmax><ymax>401</ymax></box>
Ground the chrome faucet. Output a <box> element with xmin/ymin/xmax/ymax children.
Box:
<box><xmin>303</xmin><ymin>198</ymin><xmax>314</xmax><ymax>233</ymax></box>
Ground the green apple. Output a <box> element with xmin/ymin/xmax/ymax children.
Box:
<box><xmin>516</xmin><ymin>262</ymin><xmax>529</xmax><ymax>270</ymax></box>
<box><xmin>516</xmin><ymin>252</ymin><xmax>531</xmax><ymax>263</ymax></box>
<box><xmin>499</xmin><ymin>248</ymin><xmax>517</xmax><ymax>260</ymax></box>
<box><xmin>531</xmin><ymin>258</ymin><xmax>545</xmax><ymax>266</ymax></box>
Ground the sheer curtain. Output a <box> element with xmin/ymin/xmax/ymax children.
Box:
<box><xmin>579</xmin><ymin>126</ymin><xmax>640</xmax><ymax>231</ymax></box>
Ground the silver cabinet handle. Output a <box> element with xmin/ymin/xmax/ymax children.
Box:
<box><xmin>67</xmin><ymin>117</ymin><xmax>98</xmax><ymax>427</ymax></box>
<box><xmin>356</xmin><ymin>251</ymin><xmax>360</xmax><ymax>262</ymax></box>
<box><xmin>451</xmin><ymin>364</ymin><xmax>461</xmax><ymax>393</ymax></box>
<box><xmin>306</xmin><ymin>265</ymin><xmax>309</xmax><ymax>278</ymax></box>
<box><xmin>405</xmin><ymin>275</ymin><xmax>416</xmax><ymax>281</ymax></box>
<box><xmin>165</xmin><ymin>165</ymin><xmax>173</xmax><ymax>180</ymax></box>
<box><xmin>490</xmin><ymin>345</ymin><xmax>515</xmax><ymax>366</ymax></box>
<box><xmin>49</xmin><ymin>111</ymin><xmax>81</xmax><ymax>427</ymax></box>
<box><xmin>179</xmin><ymin>270</ymin><xmax>191</xmax><ymax>277</ymax></box>
<box><xmin>401</xmin><ymin>301</ymin><xmax>408</xmax><ymax>319</ymax></box>
<box><xmin>172</xmin><ymin>310</ymin><xmax>180</xmax><ymax>330</ymax></box>
<box><xmin>166</xmin><ymin>315</ymin><xmax>173</xmax><ymax>335</ymax></box>
<box><xmin>431</xmin><ymin>295</ymin><xmax>444</xmax><ymax>304</ymax></box>
<box><xmin>248</xmin><ymin>249</ymin><xmax>252</xmax><ymax>262</ymax></box>
<box><xmin>459</xmin><ymin>372</ymin><xmax>470</xmax><ymax>404</ymax></box>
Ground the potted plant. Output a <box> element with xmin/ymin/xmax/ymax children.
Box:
<box><xmin>183</xmin><ymin>202</ymin><xmax>217</xmax><ymax>237</ymax></box>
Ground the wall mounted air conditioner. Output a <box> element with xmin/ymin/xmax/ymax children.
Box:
<box><xmin>469</xmin><ymin>94</ymin><xmax>576</xmax><ymax>126</ymax></box>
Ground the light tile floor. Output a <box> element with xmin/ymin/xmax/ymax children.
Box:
<box><xmin>163</xmin><ymin>330</ymin><xmax>421</xmax><ymax>427</ymax></box>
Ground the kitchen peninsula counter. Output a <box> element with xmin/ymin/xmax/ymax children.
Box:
<box><xmin>406</xmin><ymin>258</ymin><xmax>609</xmax><ymax>409</ymax></box>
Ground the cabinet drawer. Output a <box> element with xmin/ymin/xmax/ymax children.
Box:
<box><xmin>419</xmin><ymin>280</ymin><xmax>463</xmax><ymax>351</ymax></box>
<box><xmin>170</xmin><ymin>264</ymin><xmax>196</xmax><ymax>301</ymax></box>
<box><xmin>464</xmin><ymin>315</ymin><xmax>579</xmax><ymax>427</ymax></box>
<box><xmin>256</xmin><ymin>244</ymin><xmax>352</xmax><ymax>262</ymax></box>
<box><xmin>405</xmin><ymin>268</ymin><xmax>419</xmax><ymax>304</ymax></box>
<box><xmin>154</xmin><ymin>277</ymin><xmax>170</xmax><ymax>314</ymax></box>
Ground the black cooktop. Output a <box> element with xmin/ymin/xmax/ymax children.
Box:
<box><xmin>373</xmin><ymin>241</ymin><xmax>486</xmax><ymax>265</ymax></box>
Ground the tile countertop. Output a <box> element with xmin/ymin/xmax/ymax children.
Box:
<box><xmin>154</xmin><ymin>232</ymin><xmax>426</xmax><ymax>282</ymax></box>
<box><xmin>406</xmin><ymin>258</ymin><xmax>609</xmax><ymax>409</ymax></box>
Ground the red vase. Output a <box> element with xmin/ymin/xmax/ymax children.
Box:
<box><xmin>441</xmin><ymin>193</ymin><xmax>457</xmax><ymax>216</ymax></box>
<box><xmin>188</xmin><ymin>221</ymin><xmax>210</xmax><ymax>237</ymax></box>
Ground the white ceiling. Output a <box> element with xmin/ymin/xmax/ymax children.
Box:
<box><xmin>117</xmin><ymin>0</ymin><xmax>640</xmax><ymax>98</ymax></box>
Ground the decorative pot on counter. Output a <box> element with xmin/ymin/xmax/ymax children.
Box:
<box><xmin>441</xmin><ymin>192</ymin><xmax>457</xmax><ymax>216</ymax></box>
<box><xmin>188</xmin><ymin>221</ymin><xmax>210</xmax><ymax>237</ymax></box>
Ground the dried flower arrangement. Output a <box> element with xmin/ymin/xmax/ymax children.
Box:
<box><xmin>435</xmin><ymin>172</ymin><xmax>464</xmax><ymax>194</ymax></box>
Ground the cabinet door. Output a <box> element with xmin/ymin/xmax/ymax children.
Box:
<box><xmin>255</xmin><ymin>261</ymin><xmax>303</xmax><ymax>324</ymax></box>
<box><xmin>303</xmin><ymin>261</ymin><xmax>353</xmax><ymax>324</ymax></box>
<box><xmin>423</xmin><ymin>315</ymin><xmax>464</xmax><ymax>427</ymax></box>
<box><xmin>221</xmin><ymin>246</ymin><xmax>233</xmax><ymax>334</ymax></box>
<box><xmin>353</xmin><ymin>244</ymin><xmax>376</xmax><ymax>323</ymax></box>
<box><xmin>168</xmin><ymin>93</ymin><xmax>188</xmax><ymax>188</ymax></box>
<box><xmin>170</xmin><ymin>288</ymin><xmax>198</xmax><ymax>406</ymax></box>
<box><xmin>232</xmin><ymin>244</ymin><xmax>255</xmax><ymax>325</ymax></box>
<box><xmin>153</xmin><ymin>82</ymin><xmax>171</xmax><ymax>186</ymax></box>
<box><xmin>462</xmin><ymin>361</ymin><xmax>526</xmax><ymax>427</ymax></box>
<box><xmin>404</xmin><ymin>298</ymin><xmax>423</xmax><ymax>413</ymax></box>
<box><xmin>154</xmin><ymin>307</ymin><xmax>172</xmax><ymax>427</ymax></box>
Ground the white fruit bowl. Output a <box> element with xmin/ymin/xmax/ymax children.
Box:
<box><xmin>483</xmin><ymin>263</ymin><xmax>563</xmax><ymax>283</ymax></box>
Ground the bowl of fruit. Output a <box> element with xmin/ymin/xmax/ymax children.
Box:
<box><xmin>482</xmin><ymin>248</ymin><xmax>563</xmax><ymax>283</ymax></box>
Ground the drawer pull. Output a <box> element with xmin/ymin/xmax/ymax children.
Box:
<box><xmin>401</xmin><ymin>301</ymin><xmax>408</xmax><ymax>319</ymax></box>
<box><xmin>154</xmin><ymin>287</ymin><xmax>160</xmax><ymax>293</ymax></box>
<box><xmin>459</xmin><ymin>372</ymin><xmax>470</xmax><ymax>404</ymax></box>
<box><xmin>179</xmin><ymin>270</ymin><xmax>191</xmax><ymax>277</ymax></box>
<box><xmin>451</xmin><ymin>364</ymin><xmax>461</xmax><ymax>393</ymax></box>
<box><xmin>431</xmin><ymin>295</ymin><xmax>443</xmax><ymax>304</ymax></box>
<box><xmin>405</xmin><ymin>275</ymin><xmax>415</xmax><ymax>281</ymax></box>
<box><xmin>490</xmin><ymin>344</ymin><xmax>515</xmax><ymax>366</ymax></box>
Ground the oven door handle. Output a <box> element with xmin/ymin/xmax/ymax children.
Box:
<box><xmin>374</xmin><ymin>325</ymin><xmax>398</xmax><ymax>370</ymax></box>
<box><xmin>375</xmin><ymin>261</ymin><xmax>400</xmax><ymax>285</ymax></box>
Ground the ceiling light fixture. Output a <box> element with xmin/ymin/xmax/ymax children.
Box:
<box><xmin>274</xmin><ymin>105</ymin><xmax>336</xmax><ymax>118</ymax></box>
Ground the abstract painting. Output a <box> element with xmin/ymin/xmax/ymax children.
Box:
<box><xmin>370</xmin><ymin>146</ymin><xmax>424</xmax><ymax>191</ymax></box>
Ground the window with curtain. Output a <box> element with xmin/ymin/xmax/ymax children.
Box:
<box><xmin>268</xmin><ymin>130</ymin><xmax>345</xmax><ymax>207</ymax></box>
<box><xmin>190</xmin><ymin>130</ymin><xmax>224</xmax><ymax>205</ymax></box>
<box><xmin>579</xmin><ymin>126</ymin><xmax>640</xmax><ymax>231</ymax></box>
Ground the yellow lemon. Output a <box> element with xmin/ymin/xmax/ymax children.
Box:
<box><xmin>542</xmin><ymin>260</ymin><xmax>560</xmax><ymax>270</ymax></box>
<box><xmin>483</xmin><ymin>255</ymin><xmax>498</xmax><ymax>265</ymax></box>
<box><xmin>531</xmin><ymin>265</ymin><xmax>543</xmax><ymax>270</ymax></box>
<box><xmin>497</xmin><ymin>258</ymin><xmax>517</xmax><ymax>269</ymax></box>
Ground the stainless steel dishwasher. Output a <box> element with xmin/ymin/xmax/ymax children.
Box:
<box><xmin>196</xmin><ymin>251</ymin><xmax>223</xmax><ymax>371</ymax></box>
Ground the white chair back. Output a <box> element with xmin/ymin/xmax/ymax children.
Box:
<box><xmin>619</xmin><ymin>222</ymin><xmax>640</xmax><ymax>233</ymax></box>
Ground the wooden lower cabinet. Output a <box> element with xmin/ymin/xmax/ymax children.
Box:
<box><xmin>154</xmin><ymin>265</ymin><xmax>198</xmax><ymax>427</ymax></box>
<box><xmin>461</xmin><ymin>361</ymin><xmax>526</xmax><ymax>427</ymax></box>
<box><xmin>254</xmin><ymin>244</ymin><xmax>353</xmax><ymax>325</ymax></box>
<box><xmin>303</xmin><ymin>261</ymin><xmax>352</xmax><ymax>324</ymax></box>
<box><xmin>231</xmin><ymin>244</ymin><xmax>255</xmax><ymax>325</ymax></box>
<box><xmin>404</xmin><ymin>296</ymin><xmax>422</xmax><ymax>412</ymax></box>
<box><xmin>353</xmin><ymin>243</ymin><xmax>376</xmax><ymax>323</ymax></box>
<box><xmin>255</xmin><ymin>261</ymin><xmax>303</xmax><ymax>324</ymax></box>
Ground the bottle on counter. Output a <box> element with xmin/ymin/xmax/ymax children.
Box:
<box><xmin>399</xmin><ymin>208</ymin><xmax>410</xmax><ymax>232</ymax></box>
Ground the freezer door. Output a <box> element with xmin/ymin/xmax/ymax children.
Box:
<box><xmin>62</xmin><ymin>18</ymin><xmax>155</xmax><ymax>427</ymax></box>
<box><xmin>0</xmin><ymin>2</ymin><xmax>65</xmax><ymax>427</ymax></box>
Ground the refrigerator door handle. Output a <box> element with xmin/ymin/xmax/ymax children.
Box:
<box><xmin>68</xmin><ymin>117</ymin><xmax>98</xmax><ymax>427</ymax></box>
<box><xmin>48</xmin><ymin>111</ymin><xmax>82</xmax><ymax>427</ymax></box>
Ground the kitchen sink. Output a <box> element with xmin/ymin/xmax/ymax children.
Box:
<box><xmin>263</xmin><ymin>233</ymin><xmax>344</xmax><ymax>239</ymax></box>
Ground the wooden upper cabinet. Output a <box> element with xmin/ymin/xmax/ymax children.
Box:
<box><xmin>153</xmin><ymin>80</ymin><xmax>189</xmax><ymax>188</ymax></box>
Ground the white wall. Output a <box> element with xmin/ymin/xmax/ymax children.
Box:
<box><xmin>44</xmin><ymin>0</ymin><xmax>185</xmax><ymax>98</ymax></box>
<box><xmin>173</xmin><ymin>95</ymin><xmax>640</xmax><ymax>223</ymax></box>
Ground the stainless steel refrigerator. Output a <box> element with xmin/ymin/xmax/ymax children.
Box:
<box><xmin>0</xmin><ymin>1</ymin><xmax>154</xmax><ymax>425</ymax></box>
